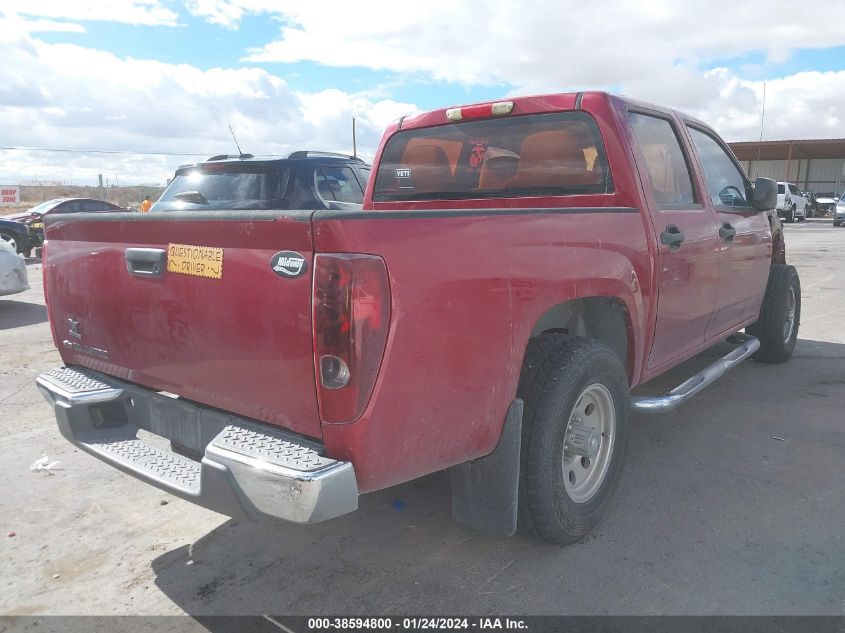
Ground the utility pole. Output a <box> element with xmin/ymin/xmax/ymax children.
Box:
<box><xmin>352</xmin><ymin>117</ymin><xmax>357</xmax><ymax>158</ymax></box>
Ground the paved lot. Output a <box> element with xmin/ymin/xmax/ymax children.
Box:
<box><xmin>1</xmin><ymin>218</ymin><xmax>844</xmax><ymax>616</ymax></box>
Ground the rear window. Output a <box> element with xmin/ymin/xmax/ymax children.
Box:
<box><xmin>373</xmin><ymin>111</ymin><xmax>611</xmax><ymax>201</ymax></box>
<box><xmin>155</xmin><ymin>164</ymin><xmax>290</xmax><ymax>211</ymax></box>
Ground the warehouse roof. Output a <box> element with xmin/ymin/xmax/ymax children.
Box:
<box><xmin>729</xmin><ymin>138</ymin><xmax>845</xmax><ymax>161</ymax></box>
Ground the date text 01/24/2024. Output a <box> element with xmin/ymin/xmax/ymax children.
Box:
<box><xmin>306</xmin><ymin>618</ymin><xmax>528</xmax><ymax>630</ymax></box>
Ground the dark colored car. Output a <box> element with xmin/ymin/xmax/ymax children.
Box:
<box><xmin>7</xmin><ymin>198</ymin><xmax>126</xmax><ymax>256</ymax></box>
<box><xmin>152</xmin><ymin>152</ymin><xmax>371</xmax><ymax>213</ymax></box>
<box><xmin>0</xmin><ymin>218</ymin><xmax>30</xmax><ymax>255</ymax></box>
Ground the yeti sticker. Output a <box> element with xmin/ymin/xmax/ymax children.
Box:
<box><xmin>270</xmin><ymin>251</ymin><xmax>307</xmax><ymax>278</ymax></box>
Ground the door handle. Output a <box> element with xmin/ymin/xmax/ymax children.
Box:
<box><xmin>125</xmin><ymin>247</ymin><xmax>166</xmax><ymax>277</ymax></box>
<box><xmin>719</xmin><ymin>223</ymin><xmax>736</xmax><ymax>242</ymax></box>
<box><xmin>660</xmin><ymin>225</ymin><xmax>686</xmax><ymax>249</ymax></box>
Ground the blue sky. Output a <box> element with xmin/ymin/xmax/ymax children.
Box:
<box><xmin>34</xmin><ymin>13</ymin><xmax>514</xmax><ymax>110</ymax></box>
<box><xmin>35</xmin><ymin>9</ymin><xmax>845</xmax><ymax>110</ymax></box>
<box><xmin>1</xmin><ymin>0</ymin><xmax>844</xmax><ymax>185</ymax></box>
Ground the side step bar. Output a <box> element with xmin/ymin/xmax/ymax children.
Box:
<box><xmin>631</xmin><ymin>334</ymin><xmax>760</xmax><ymax>414</ymax></box>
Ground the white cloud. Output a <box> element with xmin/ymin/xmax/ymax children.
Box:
<box><xmin>182</xmin><ymin>0</ymin><xmax>845</xmax><ymax>141</ymax></box>
<box><xmin>0</xmin><ymin>21</ymin><xmax>418</xmax><ymax>185</ymax></box>
<box><xmin>1</xmin><ymin>0</ymin><xmax>179</xmax><ymax>26</ymax></box>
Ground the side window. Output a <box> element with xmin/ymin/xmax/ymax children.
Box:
<box><xmin>687</xmin><ymin>127</ymin><xmax>752</xmax><ymax>208</ymax></box>
<box><xmin>357</xmin><ymin>166</ymin><xmax>371</xmax><ymax>189</ymax></box>
<box><xmin>83</xmin><ymin>201</ymin><xmax>107</xmax><ymax>212</ymax></box>
<box><xmin>58</xmin><ymin>201</ymin><xmax>82</xmax><ymax>213</ymax></box>
<box><xmin>788</xmin><ymin>184</ymin><xmax>800</xmax><ymax>196</ymax></box>
<box><xmin>627</xmin><ymin>112</ymin><xmax>695</xmax><ymax>207</ymax></box>
<box><xmin>315</xmin><ymin>167</ymin><xmax>363</xmax><ymax>205</ymax></box>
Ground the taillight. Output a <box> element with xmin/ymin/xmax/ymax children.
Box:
<box><xmin>313</xmin><ymin>254</ymin><xmax>390</xmax><ymax>424</ymax></box>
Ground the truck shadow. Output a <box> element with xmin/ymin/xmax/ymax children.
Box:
<box><xmin>0</xmin><ymin>299</ymin><xmax>48</xmax><ymax>330</ymax></box>
<box><xmin>150</xmin><ymin>470</ymin><xmax>555</xmax><ymax>616</ymax></box>
<box><xmin>150</xmin><ymin>337</ymin><xmax>845</xmax><ymax>618</ymax></box>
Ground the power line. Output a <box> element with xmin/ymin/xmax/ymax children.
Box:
<box><xmin>0</xmin><ymin>145</ymin><xmax>377</xmax><ymax>158</ymax></box>
<box><xmin>1</xmin><ymin>146</ymin><xmax>208</xmax><ymax>157</ymax></box>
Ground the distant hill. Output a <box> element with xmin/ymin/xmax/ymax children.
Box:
<box><xmin>0</xmin><ymin>184</ymin><xmax>166</xmax><ymax>215</ymax></box>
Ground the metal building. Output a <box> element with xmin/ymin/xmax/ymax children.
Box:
<box><xmin>729</xmin><ymin>138</ymin><xmax>845</xmax><ymax>196</ymax></box>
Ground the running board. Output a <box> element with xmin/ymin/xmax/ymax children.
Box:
<box><xmin>631</xmin><ymin>334</ymin><xmax>760</xmax><ymax>414</ymax></box>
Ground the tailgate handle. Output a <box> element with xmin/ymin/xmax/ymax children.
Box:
<box><xmin>125</xmin><ymin>248</ymin><xmax>166</xmax><ymax>277</ymax></box>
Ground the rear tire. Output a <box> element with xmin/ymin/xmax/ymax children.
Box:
<box><xmin>517</xmin><ymin>334</ymin><xmax>629</xmax><ymax>544</ymax></box>
<box><xmin>747</xmin><ymin>264</ymin><xmax>800</xmax><ymax>364</ymax></box>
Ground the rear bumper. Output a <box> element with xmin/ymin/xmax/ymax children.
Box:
<box><xmin>36</xmin><ymin>366</ymin><xmax>358</xmax><ymax>523</ymax></box>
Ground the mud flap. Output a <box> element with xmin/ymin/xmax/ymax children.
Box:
<box><xmin>450</xmin><ymin>398</ymin><xmax>523</xmax><ymax>536</ymax></box>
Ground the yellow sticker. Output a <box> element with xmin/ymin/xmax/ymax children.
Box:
<box><xmin>167</xmin><ymin>243</ymin><xmax>223</xmax><ymax>279</ymax></box>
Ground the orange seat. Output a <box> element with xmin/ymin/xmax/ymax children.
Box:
<box><xmin>507</xmin><ymin>130</ymin><xmax>601</xmax><ymax>189</ymax></box>
<box><xmin>400</xmin><ymin>144</ymin><xmax>453</xmax><ymax>193</ymax></box>
<box><xmin>478</xmin><ymin>156</ymin><xmax>519</xmax><ymax>190</ymax></box>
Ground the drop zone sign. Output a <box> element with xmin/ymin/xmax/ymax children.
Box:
<box><xmin>1</xmin><ymin>186</ymin><xmax>20</xmax><ymax>206</ymax></box>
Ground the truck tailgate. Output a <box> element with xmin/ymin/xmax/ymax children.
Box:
<box><xmin>43</xmin><ymin>211</ymin><xmax>321</xmax><ymax>439</ymax></box>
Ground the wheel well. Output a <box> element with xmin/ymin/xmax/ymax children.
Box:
<box><xmin>529</xmin><ymin>297</ymin><xmax>631</xmax><ymax>374</ymax></box>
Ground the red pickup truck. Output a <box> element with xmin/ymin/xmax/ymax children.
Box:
<box><xmin>37</xmin><ymin>92</ymin><xmax>799</xmax><ymax>544</ymax></box>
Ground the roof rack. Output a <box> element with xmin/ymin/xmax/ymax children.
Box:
<box><xmin>207</xmin><ymin>154</ymin><xmax>254</xmax><ymax>161</ymax></box>
<box><xmin>287</xmin><ymin>151</ymin><xmax>363</xmax><ymax>161</ymax></box>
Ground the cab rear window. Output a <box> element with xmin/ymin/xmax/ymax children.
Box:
<box><xmin>155</xmin><ymin>165</ymin><xmax>290</xmax><ymax>211</ymax></box>
<box><xmin>373</xmin><ymin>111</ymin><xmax>612</xmax><ymax>201</ymax></box>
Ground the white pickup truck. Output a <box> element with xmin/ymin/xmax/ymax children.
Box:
<box><xmin>776</xmin><ymin>182</ymin><xmax>808</xmax><ymax>223</ymax></box>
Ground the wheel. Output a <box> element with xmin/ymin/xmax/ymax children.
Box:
<box><xmin>797</xmin><ymin>210</ymin><xmax>806</xmax><ymax>222</ymax></box>
<box><xmin>835</xmin><ymin>221</ymin><xmax>842</xmax><ymax>227</ymax></box>
<box><xmin>0</xmin><ymin>231</ymin><xmax>18</xmax><ymax>253</ymax></box>
<box><xmin>517</xmin><ymin>334</ymin><xmax>629</xmax><ymax>544</ymax></box>
<box><xmin>747</xmin><ymin>264</ymin><xmax>800</xmax><ymax>363</ymax></box>
<box><xmin>786</xmin><ymin>206</ymin><xmax>796</xmax><ymax>223</ymax></box>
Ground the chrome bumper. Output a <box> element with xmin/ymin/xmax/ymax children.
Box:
<box><xmin>36</xmin><ymin>366</ymin><xmax>358</xmax><ymax>523</ymax></box>
<box><xmin>631</xmin><ymin>334</ymin><xmax>760</xmax><ymax>414</ymax></box>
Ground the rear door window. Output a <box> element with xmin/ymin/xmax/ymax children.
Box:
<box><xmin>627</xmin><ymin>112</ymin><xmax>696</xmax><ymax>207</ymax></box>
<box><xmin>57</xmin><ymin>201</ymin><xmax>84</xmax><ymax>213</ymax></box>
<box><xmin>373</xmin><ymin>111</ymin><xmax>611</xmax><ymax>201</ymax></box>
<box><xmin>315</xmin><ymin>166</ymin><xmax>364</xmax><ymax>205</ymax></box>
<box><xmin>83</xmin><ymin>201</ymin><xmax>111</xmax><ymax>212</ymax></box>
<box><xmin>155</xmin><ymin>165</ymin><xmax>290</xmax><ymax>211</ymax></box>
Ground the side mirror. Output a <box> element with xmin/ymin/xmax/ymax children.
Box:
<box><xmin>752</xmin><ymin>177</ymin><xmax>777</xmax><ymax>211</ymax></box>
<box><xmin>30</xmin><ymin>211</ymin><xmax>42</xmax><ymax>218</ymax></box>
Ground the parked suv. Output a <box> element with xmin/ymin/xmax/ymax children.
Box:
<box><xmin>776</xmin><ymin>182</ymin><xmax>807</xmax><ymax>222</ymax></box>
<box><xmin>153</xmin><ymin>152</ymin><xmax>371</xmax><ymax>213</ymax></box>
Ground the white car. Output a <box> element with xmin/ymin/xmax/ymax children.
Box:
<box><xmin>0</xmin><ymin>239</ymin><xmax>29</xmax><ymax>296</ymax></box>
<box><xmin>834</xmin><ymin>193</ymin><xmax>845</xmax><ymax>227</ymax></box>
<box><xmin>776</xmin><ymin>182</ymin><xmax>807</xmax><ymax>223</ymax></box>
